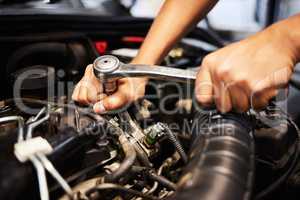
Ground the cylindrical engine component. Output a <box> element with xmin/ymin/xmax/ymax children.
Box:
<box><xmin>0</xmin><ymin>123</ymin><xmax>106</xmax><ymax>200</ymax></box>
<box><xmin>168</xmin><ymin>112</ymin><xmax>255</xmax><ymax>200</ymax></box>
<box><xmin>11</xmin><ymin>65</ymin><xmax>55</xmax><ymax>99</ymax></box>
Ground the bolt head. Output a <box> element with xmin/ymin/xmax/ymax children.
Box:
<box><xmin>93</xmin><ymin>55</ymin><xmax>120</xmax><ymax>78</ymax></box>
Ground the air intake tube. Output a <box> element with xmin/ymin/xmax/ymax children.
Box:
<box><xmin>169</xmin><ymin>112</ymin><xmax>255</xmax><ymax>200</ymax></box>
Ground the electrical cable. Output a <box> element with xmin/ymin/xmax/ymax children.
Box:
<box><xmin>158</xmin><ymin>123</ymin><xmax>188</xmax><ymax>163</ymax></box>
<box><xmin>14</xmin><ymin>106</ymin><xmax>74</xmax><ymax>200</ymax></box>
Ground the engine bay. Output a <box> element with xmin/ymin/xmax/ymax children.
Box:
<box><xmin>0</xmin><ymin>6</ymin><xmax>300</xmax><ymax>200</ymax></box>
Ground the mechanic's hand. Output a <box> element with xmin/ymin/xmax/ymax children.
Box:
<box><xmin>72</xmin><ymin>63</ymin><xmax>148</xmax><ymax>113</ymax></box>
<box><xmin>195</xmin><ymin>25</ymin><xmax>298</xmax><ymax>113</ymax></box>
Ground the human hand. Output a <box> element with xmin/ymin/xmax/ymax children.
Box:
<box><xmin>195</xmin><ymin>24</ymin><xmax>299</xmax><ymax>112</ymax></box>
<box><xmin>72</xmin><ymin>63</ymin><xmax>148</xmax><ymax>113</ymax></box>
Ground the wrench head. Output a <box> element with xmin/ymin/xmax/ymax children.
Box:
<box><xmin>93</xmin><ymin>55</ymin><xmax>120</xmax><ymax>81</ymax></box>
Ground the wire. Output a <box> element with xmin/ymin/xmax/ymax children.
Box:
<box><xmin>14</xmin><ymin>105</ymin><xmax>74</xmax><ymax>200</ymax></box>
<box><xmin>85</xmin><ymin>183</ymin><xmax>158</xmax><ymax>200</ymax></box>
<box><xmin>158</xmin><ymin>123</ymin><xmax>188</xmax><ymax>163</ymax></box>
<box><xmin>29</xmin><ymin>155</ymin><xmax>50</xmax><ymax>200</ymax></box>
<box><xmin>74</xmin><ymin>106</ymin><xmax>81</xmax><ymax>132</ymax></box>
<box><xmin>37</xmin><ymin>153</ymin><xmax>73</xmax><ymax>196</ymax></box>
<box><xmin>27</xmin><ymin>107</ymin><xmax>47</xmax><ymax>124</ymax></box>
<box><xmin>26</xmin><ymin>114</ymin><xmax>50</xmax><ymax>139</ymax></box>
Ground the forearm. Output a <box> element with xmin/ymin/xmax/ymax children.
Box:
<box><xmin>133</xmin><ymin>0</ymin><xmax>218</xmax><ymax>64</ymax></box>
<box><xmin>268</xmin><ymin>13</ymin><xmax>300</xmax><ymax>64</ymax></box>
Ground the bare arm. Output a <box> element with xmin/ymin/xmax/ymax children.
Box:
<box><xmin>73</xmin><ymin>0</ymin><xmax>219</xmax><ymax>113</ymax></box>
<box><xmin>133</xmin><ymin>0</ymin><xmax>218</xmax><ymax>64</ymax></box>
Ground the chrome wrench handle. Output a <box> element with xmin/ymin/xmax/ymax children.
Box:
<box><xmin>93</xmin><ymin>55</ymin><xmax>197</xmax><ymax>93</ymax></box>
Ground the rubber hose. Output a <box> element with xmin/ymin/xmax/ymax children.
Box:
<box><xmin>168</xmin><ymin>112</ymin><xmax>255</xmax><ymax>200</ymax></box>
<box><xmin>104</xmin><ymin>133</ymin><xmax>137</xmax><ymax>183</ymax></box>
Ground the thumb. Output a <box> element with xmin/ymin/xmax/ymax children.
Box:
<box><xmin>93</xmin><ymin>90</ymin><xmax>128</xmax><ymax>113</ymax></box>
<box><xmin>195</xmin><ymin>66</ymin><xmax>214</xmax><ymax>107</ymax></box>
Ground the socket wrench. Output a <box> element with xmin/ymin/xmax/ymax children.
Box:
<box><xmin>93</xmin><ymin>55</ymin><xmax>197</xmax><ymax>93</ymax></box>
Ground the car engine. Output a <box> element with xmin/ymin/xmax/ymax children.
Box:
<box><xmin>0</xmin><ymin>2</ymin><xmax>300</xmax><ymax>200</ymax></box>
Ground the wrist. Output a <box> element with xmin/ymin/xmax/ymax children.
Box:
<box><xmin>286</xmin><ymin>30</ymin><xmax>300</xmax><ymax>64</ymax></box>
<box><xmin>131</xmin><ymin>55</ymin><xmax>159</xmax><ymax>65</ymax></box>
<box><xmin>271</xmin><ymin>15</ymin><xmax>300</xmax><ymax>64</ymax></box>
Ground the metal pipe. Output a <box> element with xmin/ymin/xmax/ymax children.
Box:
<box><xmin>0</xmin><ymin>116</ymin><xmax>24</xmax><ymax>142</ymax></box>
<box><xmin>26</xmin><ymin>109</ymin><xmax>49</xmax><ymax>140</ymax></box>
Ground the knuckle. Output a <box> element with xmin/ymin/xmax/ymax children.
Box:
<box><xmin>77</xmin><ymin>96</ymin><xmax>85</xmax><ymax>102</ymax></box>
<box><xmin>202</xmin><ymin>54</ymin><xmax>217</xmax><ymax>67</ymax></box>
<box><xmin>215</xmin><ymin>66</ymin><xmax>231</xmax><ymax>79</ymax></box>
<box><xmin>197</xmin><ymin>95</ymin><xmax>213</xmax><ymax>106</ymax></box>
<box><xmin>77</xmin><ymin>95</ymin><xmax>88</xmax><ymax>104</ymax></box>
<box><xmin>75</xmin><ymin>82</ymin><xmax>82</xmax><ymax>89</ymax></box>
<box><xmin>81</xmin><ymin>81</ymin><xmax>94</xmax><ymax>91</ymax></box>
<box><xmin>71</xmin><ymin>94</ymin><xmax>77</xmax><ymax>101</ymax></box>
<box><xmin>87</xmin><ymin>94</ymin><xmax>96</xmax><ymax>103</ymax></box>
<box><xmin>251</xmin><ymin>84</ymin><xmax>264</xmax><ymax>95</ymax></box>
<box><xmin>85</xmin><ymin>64</ymin><xmax>93</xmax><ymax>73</ymax></box>
<box><xmin>230</xmin><ymin>73</ymin><xmax>244</xmax><ymax>83</ymax></box>
<box><xmin>76</xmin><ymin>97</ymin><xmax>83</xmax><ymax>103</ymax></box>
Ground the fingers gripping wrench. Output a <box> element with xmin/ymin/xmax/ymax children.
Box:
<box><xmin>93</xmin><ymin>55</ymin><xmax>197</xmax><ymax>93</ymax></box>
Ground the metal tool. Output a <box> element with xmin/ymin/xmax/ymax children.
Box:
<box><xmin>93</xmin><ymin>55</ymin><xmax>197</xmax><ymax>93</ymax></box>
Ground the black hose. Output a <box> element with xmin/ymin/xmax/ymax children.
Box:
<box><xmin>104</xmin><ymin>133</ymin><xmax>137</xmax><ymax>183</ymax></box>
<box><xmin>0</xmin><ymin>125</ymin><xmax>105</xmax><ymax>200</ymax></box>
<box><xmin>148</xmin><ymin>171</ymin><xmax>177</xmax><ymax>191</ymax></box>
<box><xmin>168</xmin><ymin>112</ymin><xmax>255</xmax><ymax>200</ymax></box>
